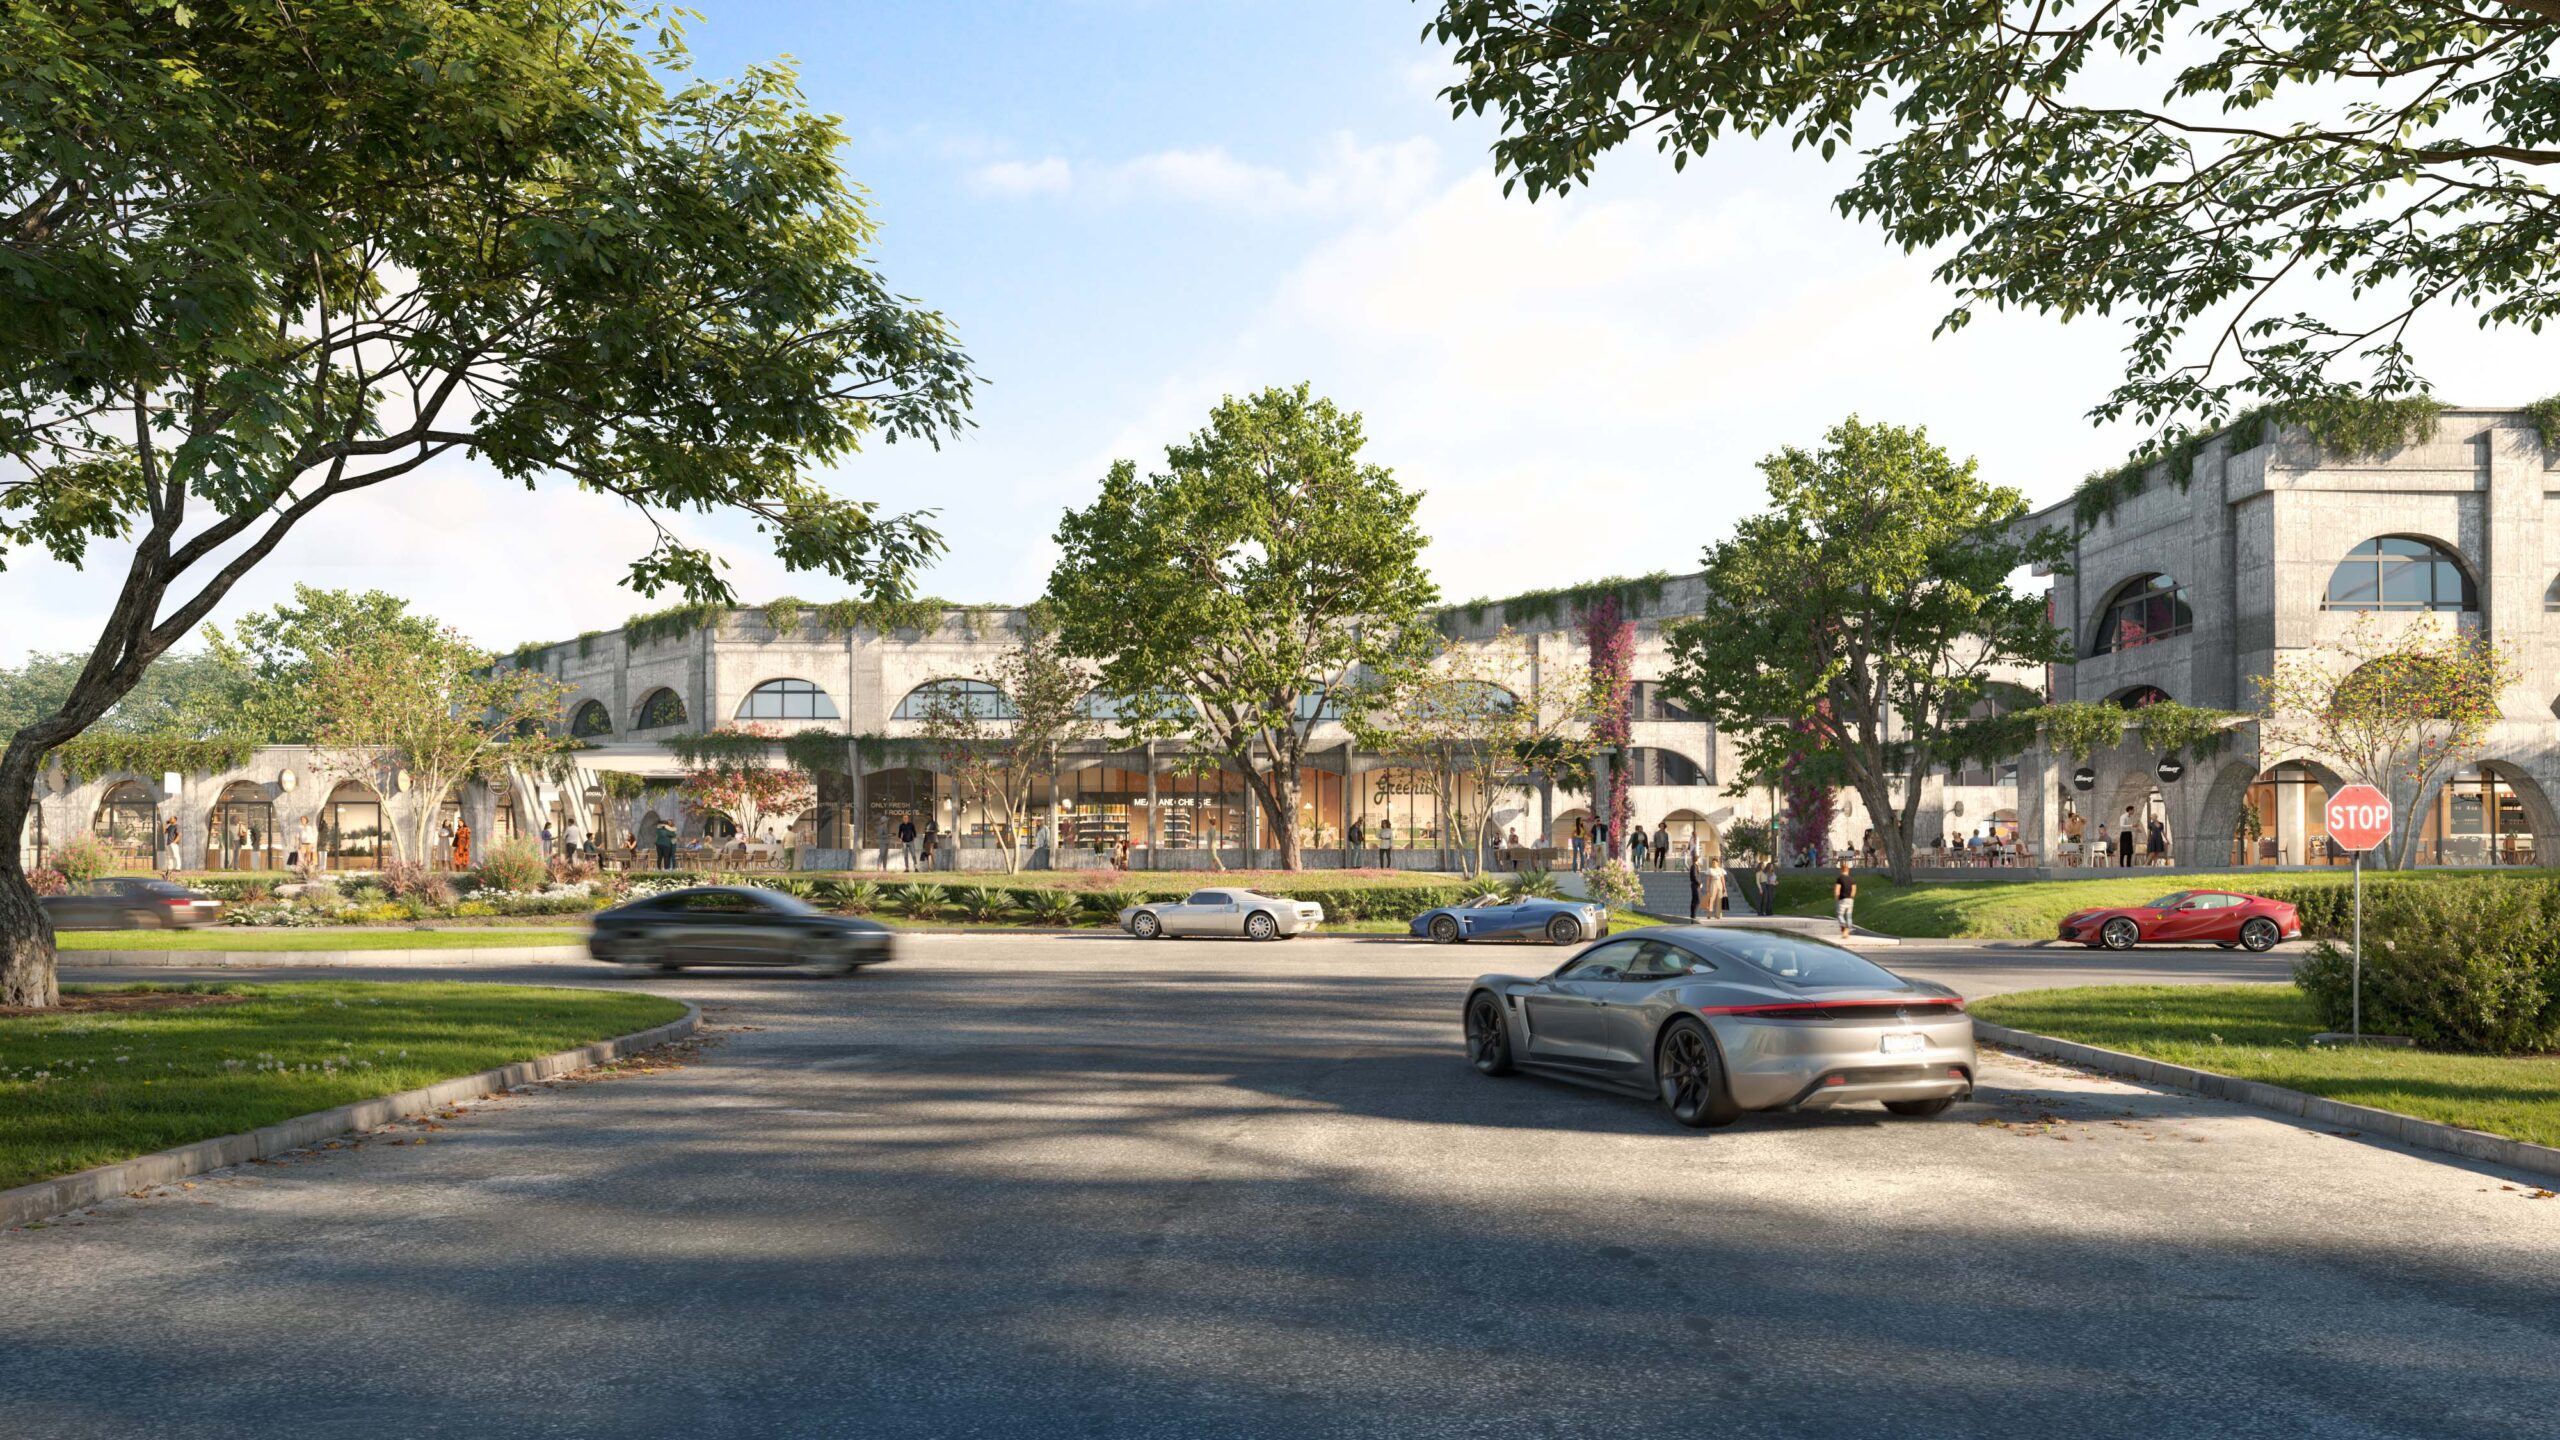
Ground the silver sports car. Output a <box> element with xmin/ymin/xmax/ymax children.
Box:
<box><xmin>1463</xmin><ymin>925</ymin><xmax>1974</xmax><ymax>1126</ymax></box>
<box><xmin>1119</xmin><ymin>887</ymin><xmax>1325</xmax><ymax>940</ymax></box>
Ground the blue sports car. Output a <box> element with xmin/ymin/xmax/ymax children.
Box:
<box><xmin>1411</xmin><ymin>892</ymin><xmax>1611</xmax><ymax>945</ymax></box>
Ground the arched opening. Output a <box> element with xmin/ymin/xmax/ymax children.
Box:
<box><xmin>2232</xmin><ymin>761</ymin><xmax>2354</xmax><ymax>867</ymax></box>
<box><xmin>208</xmin><ymin>781</ymin><xmax>278</xmax><ymax>871</ymax></box>
<box><xmin>1550</xmin><ymin>806</ymin><xmax>1596</xmax><ymax>854</ymax></box>
<box><xmin>893</xmin><ymin>678</ymin><xmax>1016</xmax><ymax>720</ymax></box>
<box><xmin>634</xmin><ymin>687</ymin><xmax>688</xmax><ymax>730</ymax></box>
<box><xmin>2090</xmin><ymin>573</ymin><xmax>2194</xmax><ymax>654</ymax></box>
<box><xmin>19</xmin><ymin>805</ymin><xmax>45</xmax><ymax>872</ymax></box>
<box><xmin>2409</xmin><ymin>762</ymin><xmax>2544</xmax><ymax>866</ymax></box>
<box><xmin>1624</xmin><ymin>746</ymin><xmax>1710</xmax><ymax>787</ymax></box>
<box><xmin>322</xmin><ymin>780</ymin><xmax>385</xmax><ymax>870</ymax></box>
<box><xmin>492</xmin><ymin>794</ymin><xmax>520</xmax><ymax>847</ymax></box>
<box><xmin>2110</xmin><ymin>685</ymin><xmax>2173</xmax><ymax>708</ymax></box>
<box><xmin>92</xmin><ymin>780</ymin><xmax>160</xmax><ymax>868</ymax></box>
<box><xmin>2323</xmin><ymin>536</ymin><xmax>2477</xmax><ymax>612</ymax></box>
<box><xmin>736</xmin><ymin>678</ymin><xmax>839</xmax><ymax>721</ymax></box>
<box><xmin>569</xmin><ymin>700</ymin><xmax>614</xmax><ymax>738</ymax></box>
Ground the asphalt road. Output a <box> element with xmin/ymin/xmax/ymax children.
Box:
<box><xmin>7</xmin><ymin>935</ymin><xmax>2556</xmax><ymax>1439</ymax></box>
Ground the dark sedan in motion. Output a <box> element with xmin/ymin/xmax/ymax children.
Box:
<box><xmin>588</xmin><ymin>886</ymin><xmax>895</xmax><ymax>975</ymax></box>
<box><xmin>1464</xmin><ymin>925</ymin><xmax>1974</xmax><ymax>1127</ymax></box>
<box><xmin>41</xmin><ymin>878</ymin><xmax>222</xmax><ymax>931</ymax></box>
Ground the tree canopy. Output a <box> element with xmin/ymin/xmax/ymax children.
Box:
<box><xmin>1044</xmin><ymin>384</ymin><xmax>1437</xmax><ymax>868</ymax></box>
<box><xmin>0</xmin><ymin>0</ymin><xmax>974</xmax><ymax>1006</ymax></box>
<box><xmin>1661</xmin><ymin>416</ymin><xmax>2070</xmax><ymax>881</ymax></box>
<box><xmin>1424</xmin><ymin>0</ymin><xmax>2560</xmax><ymax>430</ymax></box>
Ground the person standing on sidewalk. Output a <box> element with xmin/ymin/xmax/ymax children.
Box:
<box><xmin>1833</xmin><ymin>860</ymin><xmax>1857</xmax><ymax>940</ymax></box>
<box><xmin>2117</xmin><ymin>806</ymin><xmax>2137</xmax><ymax>868</ymax></box>
<box><xmin>1347</xmin><ymin>817</ymin><xmax>1364</xmax><ymax>869</ymax></box>
<box><xmin>1686</xmin><ymin>849</ymin><xmax>1702</xmax><ymax>921</ymax></box>
<box><xmin>1570</xmin><ymin>816</ymin><xmax>1586</xmax><ymax>870</ymax></box>
<box><xmin>1377</xmin><ymin>817</ymin><xmax>1395</xmax><ymax>868</ymax></box>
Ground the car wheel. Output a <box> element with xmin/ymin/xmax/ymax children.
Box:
<box><xmin>1465</xmin><ymin>992</ymin><xmax>1516</xmax><ymax>1076</ymax></box>
<box><xmin>1130</xmin><ymin>911</ymin><xmax>1162</xmax><ymax>939</ymax></box>
<box><xmin>1655</xmin><ymin>1018</ymin><xmax>1740</xmax><ymax>1128</ymax></box>
<box><xmin>2238</xmin><ymin>917</ymin><xmax>2281</xmax><ymax>953</ymax></box>
<box><xmin>1884</xmin><ymin>1097</ymin><xmax>1955</xmax><ymax>1118</ymax></box>
<box><xmin>1428</xmin><ymin>915</ymin><xmax>1461</xmax><ymax>944</ymax></box>
<box><xmin>2099</xmin><ymin>917</ymin><xmax>2140</xmax><ymax>951</ymax></box>
<box><xmin>1245</xmin><ymin>910</ymin><xmax>1279</xmax><ymax>941</ymax></box>
<box><xmin>1545</xmin><ymin>914</ymin><xmax>1581</xmax><ymax>945</ymax></box>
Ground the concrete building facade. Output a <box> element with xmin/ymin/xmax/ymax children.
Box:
<box><xmin>2016</xmin><ymin>404</ymin><xmax>2560</xmax><ymax>870</ymax></box>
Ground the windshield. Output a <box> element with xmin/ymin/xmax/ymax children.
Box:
<box><xmin>1465</xmin><ymin>894</ymin><xmax>1509</xmax><ymax>908</ymax></box>
<box><xmin>1697</xmin><ymin>928</ymin><xmax>1906</xmax><ymax>989</ymax></box>
<box><xmin>2145</xmin><ymin>892</ymin><xmax>2196</xmax><ymax>910</ymax></box>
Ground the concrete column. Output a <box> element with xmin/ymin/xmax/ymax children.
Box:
<box><xmin>1590</xmin><ymin>750</ymin><xmax>1614</xmax><ymax>848</ymax></box>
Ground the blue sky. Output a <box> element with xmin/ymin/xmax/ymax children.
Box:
<box><xmin>4</xmin><ymin>0</ymin><xmax>2551</xmax><ymax>663</ymax></box>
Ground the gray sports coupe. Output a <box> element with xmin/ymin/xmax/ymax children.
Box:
<box><xmin>1463</xmin><ymin>926</ymin><xmax>1974</xmax><ymax>1127</ymax></box>
<box><xmin>1119</xmin><ymin>887</ymin><xmax>1324</xmax><ymax>940</ymax></box>
<box><xmin>1410</xmin><ymin>892</ymin><xmax>1607</xmax><ymax>945</ymax></box>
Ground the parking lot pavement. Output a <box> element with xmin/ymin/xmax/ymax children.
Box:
<box><xmin>10</xmin><ymin>937</ymin><xmax>2555</xmax><ymax>1439</ymax></box>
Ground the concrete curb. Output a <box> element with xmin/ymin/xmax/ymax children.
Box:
<box><xmin>1</xmin><ymin>1001</ymin><xmax>700</xmax><ymax>1229</ymax></box>
<box><xmin>65</xmin><ymin>945</ymin><xmax>592</xmax><ymax>967</ymax></box>
<box><xmin>1974</xmin><ymin>1019</ymin><xmax>2560</xmax><ymax>1183</ymax></box>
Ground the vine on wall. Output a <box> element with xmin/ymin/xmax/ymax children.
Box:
<box><xmin>1583</xmin><ymin>592</ymin><xmax>1634</xmax><ymax>836</ymax></box>
<box><xmin>1440</xmin><ymin>571</ymin><xmax>1672</xmax><ymax>636</ymax></box>
<box><xmin>2071</xmin><ymin>396</ymin><xmax>2447</xmax><ymax>531</ymax></box>
<box><xmin>2030</xmin><ymin>699</ymin><xmax>2242</xmax><ymax>762</ymax></box>
<box><xmin>49</xmin><ymin>734</ymin><xmax>257</xmax><ymax>784</ymax></box>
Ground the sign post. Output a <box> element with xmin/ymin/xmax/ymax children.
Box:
<box><xmin>2323</xmin><ymin>784</ymin><xmax>2394</xmax><ymax>1039</ymax></box>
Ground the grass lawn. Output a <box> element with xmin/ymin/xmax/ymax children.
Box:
<box><xmin>55</xmin><ymin>928</ymin><xmax>589</xmax><ymax>952</ymax></box>
<box><xmin>1973</xmin><ymin>984</ymin><xmax>2560</xmax><ymax>1148</ymax></box>
<box><xmin>1775</xmin><ymin>868</ymin><xmax>2560</xmax><ymax>940</ymax></box>
<box><xmin>0</xmin><ymin>982</ymin><xmax>688</xmax><ymax>1189</ymax></box>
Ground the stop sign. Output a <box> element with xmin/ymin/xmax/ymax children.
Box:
<box><xmin>2325</xmin><ymin>784</ymin><xmax>2393</xmax><ymax>852</ymax></box>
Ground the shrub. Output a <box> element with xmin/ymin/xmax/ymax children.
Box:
<box><xmin>1586</xmin><ymin>860</ymin><xmax>1643</xmax><ymax>913</ymax></box>
<box><xmin>547</xmin><ymin>856</ymin><xmax>599</xmax><ymax>887</ymax></box>
<box><xmin>771</xmin><ymin>877</ymin><xmax>819</xmax><ymax>900</ymax></box>
<box><xmin>831</xmin><ymin>881</ymin><xmax>883</xmax><ymax>915</ymax></box>
<box><xmin>378</xmin><ymin>860</ymin><xmax>454</xmax><ymax>908</ymax></box>
<box><xmin>954</xmin><ymin>885</ymin><xmax>1009</xmax><ymax>922</ymax></box>
<box><xmin>25</xmin><ymin>867</ymin><xmax>68</xmax><ymax>897</ymax></box>
<box><xmin>474</xmin><ymin>839</ymin><xmax>547</xmax><ymax>894</ymax></box>
<box><xmin>1082</xmin><ymin>888</ymin><xmax>1140</xmax><ymax>922</ymax></box>
<box><xmin>892</xmin><ymin>882</ymin><xmax>946</xmax><ymax>920</ymax></box>
<box><xmin>1511</xmin><ymin>868</ymin><xmax>1566</xmax><ymax>900</ymax></box>
<box><xmin>2292</xmin><ymin>876</ymin><xmax>2560</xmax><ymax>1053</ymax></box>
<box><xmin>452</xmin><ymin>900</ymin><xmax>499</xmax><ymax>918</ymax></box>
<box><xmin>1459</xmin><ymin>875</ymin><xmax>1511</xmax><ymax>903</ymax></box>
<box><xmin>1025</xmin><ymin>889</ymin><xmax>1081</xmax><ymax>926</ymax></box>
<box><xmin>52</xmin><ymin>835</ymin><xmax>117</xmax><ymax>885</ymax></box>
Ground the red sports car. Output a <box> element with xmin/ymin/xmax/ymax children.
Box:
<box><xmin>2056</xmin><ymin>890</ymin><xmax>2301</xmax><ymax>952</ymax></box>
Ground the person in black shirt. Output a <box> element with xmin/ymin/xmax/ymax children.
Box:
<box><xmin>1832</xmin><ymin>861</ymin><xmax>1857</xmax><ymax>939</ymax></box>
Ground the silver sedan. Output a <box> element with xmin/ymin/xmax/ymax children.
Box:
<box><xmin>1463</xmin><ymin>925</ymin><xmax>1975</xmax><ymax>1126</ymax></box>
<box><xmin>1119</xmin><ymin>887</ymin><xmax>1325</xmax><ymax>940</ymax></box>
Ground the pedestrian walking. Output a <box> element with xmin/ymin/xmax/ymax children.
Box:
<box><xmin>565</xmin><ymin>819</ymin><xmax>585</xmax><ymax>860</ymax></box>
<box><xmin>297</xmin><ymin>816</ymin><xmax>317</xmax><ymax>870</ymax></box>
<box><xmin>539</xmin><ymin>822</ymin><xmax>555</xmax><ymax>859</ymax></box>
<box><xmin>1756</xmin><ymin>856</ymin><xmax>1777</xmax><ymax>917</ymax></box>
<box><xmin>1347</xmin><ymin>817</ymin><xmax>1365</xmax><ymax>870</ymax></box>
<box><xmin>1504</xmin><ymin>827</ymin><xmax>1521</xmax><ymax>871</ymax></box>
<box><xmin>898</xmin><ymin>817</ymin><xmax>919</xmax><ymax>871</ymax></box>
<box><xmin>1377</xmin><ymin>818</ymin><xmax>1395</xmax><ymax>868</ymax></box>
<box><xmin>454</xmin><ymin>819</ymin><xmax>472</xmax><ymax>870</ymax></box>
<box><xmin>2146</xmin><ymin>814</ymin><xmax>2169</xmax><ymax>867</ymax></box>
<box><xmin>1686</xmin><ymin>850</ymin><xmax>1702</xmax><ymax>921</ymax></box>
<box><xmin>1651</xmin><ymin>821</ymin><xmax>1670</xmax><ymax>871</ymax></box>
<box><xmin>2117</xmin><ymin>806</ymin><xmax>2137</xmax><ymax>868</ymax></box>
<box><xmin>1570</xmin><ymin>816</ymin><xmax>1587</xmax><ymax>870</ymax></box>
<box><xmin>160</xmin><ymin>817</ymin><xmax>181</xmax><ymax>873</ymax></box>
<box><xmin>1832</xmin><ymin>860</ymin><xmax>1857</xmax><ymax>939</ymax></box>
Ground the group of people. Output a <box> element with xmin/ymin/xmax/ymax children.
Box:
<box><xmin>1563</xmin><ymin>815</ymin><xmax>1695</xmax><ymax>871</ymax></box>
<box><xmin>2059</xmin><ymin>807</ymin><xmax>2175</xmax><ymax>866</ymax></box>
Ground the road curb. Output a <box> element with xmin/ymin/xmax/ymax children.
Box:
<box><xmin>65</xmin><ymin>945</ymin><xmax>592</xmax><ymax>967</ymax></box>
<box><xmin>1973</xmin><ymin>1019</ymin><xmax>2560</xmax><ymax>1183</ymax></box>
<box><xmin>1</xmin><ymin>1001</ymin><xmax>700</xmax><ymax>1229</ymax></box>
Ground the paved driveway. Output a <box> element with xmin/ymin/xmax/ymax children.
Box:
<box><xmin>7</xmin><ymin>936</ymin><xmax>2554</xmax><ymax>1439</ymax></box>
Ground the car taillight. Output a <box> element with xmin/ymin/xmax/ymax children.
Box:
<box><xmin>1699</xmin><ymin>998</ymin><xmax>1966</xmax><ymax>1019</ymax></box>
<box><xmin>162</xmin><ymin>897</ymin><xmax>190</xmax><ymax>906</ymax></box>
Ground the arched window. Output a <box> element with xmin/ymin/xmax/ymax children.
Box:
<box><xmin>569</xmin><ymin>700</ymin><xmax>614</xmax><ymax>738</ymax></box>
<box><xmin>1625</xmin><ymin>747</ymin><xmax>1708</xmax><ymax>787</ymax></box>
<box><xmin>634</xmin><ymin>688</ymin><xmax>688</xmax><ymax>729</ymax></box>
<box><xmin>2092</xmin><ymin>574</ymin><xmax>2193</xmax><ymax>653</ymax></box>
<box><xmin>893</xmin><ymin>679</ymin><xmax>1016</xmax><ymax>720</ymax></box>
<box><xmin>736</xmin><ymin>678</ymin><xmax>839</xmax><ymax>720</ymax></box>
<box><xmin>2113</xmin><ymin>685</ymin><xmax>2173</xmax><ymax>708</ymax></box>
<box><xmin>2323</xmin><ymin>536</ymin><xmax>2477</xmax><ymax>612</ymax></box>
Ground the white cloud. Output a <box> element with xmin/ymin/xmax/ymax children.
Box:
<box><xmin>967</xmin><ymin>133</ymin><xmax>1441</xmax><ymax>217</ymax></box>
<box><xmin>967</xmin><ymin>156</ymin><xmax>1073</xmax><ymax>197</ymax></box>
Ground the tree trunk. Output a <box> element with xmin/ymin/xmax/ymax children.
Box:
<box><xmin>0</xmin><ymin>737</ymin><xmax>61</xmax><ymax>1008</ymax></box>
<box><xmin>1243</xmin><ymin>760</ymin><xmax>1303</xmax><ymax>870</ymax></box>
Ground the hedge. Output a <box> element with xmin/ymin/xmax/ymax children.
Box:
<box><xmin>2292</xmin><ymin>874</ymin><xmax>2560</xmax><ymax>1053</ymax></box>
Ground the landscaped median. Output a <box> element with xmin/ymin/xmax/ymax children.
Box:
<box><xmin>0</xmin><ymin>982</ymin><xmax>689</xmax><ymax>1193</ymax></box>
<box><xmin>1775</xmin><ymin>866</ymin><xmax>2560</xmax><ymax>941</ymax></box>
<box><xmin>1973</xmin><ymin>985</ymin><xmax>2560</xmax><ymax>1150</ymax></box>
<box><xmin>56</xmin><ymin>927</ymin><xmax>585</xmax><ymax>953</ymax></box>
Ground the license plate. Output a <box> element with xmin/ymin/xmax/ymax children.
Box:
<box><xmin>1880</xmin><ymin>1032</ymin><xmax>1925</xmax><ymax>1055</ymax></box>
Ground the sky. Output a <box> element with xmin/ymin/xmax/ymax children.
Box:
<box><xmin>5</xmin><ymin>0</ymin><xmax>2555</xmax><ymax>665</ymax></box>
